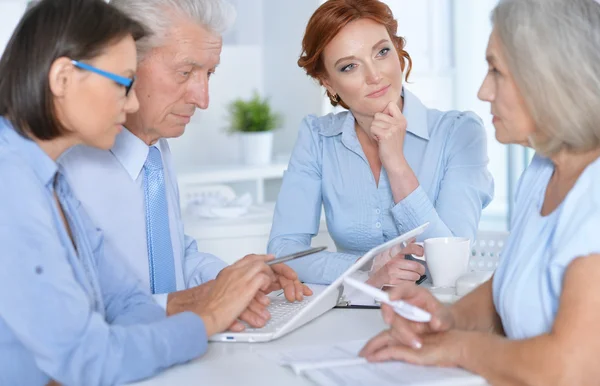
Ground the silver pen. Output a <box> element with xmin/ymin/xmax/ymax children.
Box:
<box><xmin>267</xmin><ymin>246</ymin><xmax>327</xmax><ymax>266</ymax></box>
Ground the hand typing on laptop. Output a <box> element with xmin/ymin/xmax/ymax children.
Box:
<box><xmin>165</xmin><ymin>253</ymin><xmax>313</xmax><ymax>336</ymax></box>
<box><xmin>167</xmin><ymin>279</ymin><xmax>271</xmax><ymax>329</ymax></box>
<box><xmin>258</xmin><ymin>247</ymin><xmax>323</xmax><ymax>304</ymax></box>
<box><xmin>264</xmin><ymin>263</ymin><xmax>314</xmax><ymax>302</ymax></box>
<box><xmin>166</xmin><ymin>254</ymin><xmax>276</xmax><ymax>336</ymax></box>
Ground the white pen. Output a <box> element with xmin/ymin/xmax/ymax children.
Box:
<box><xmin>343</xmin><ymin>276</ymin><xmax>432</xmax><ymax>323</ymax></box>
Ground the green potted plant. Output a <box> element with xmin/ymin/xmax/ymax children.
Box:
<box><xmin>226</xmin><ymin>91</ymin><xmax>282</xmax><ymax>165</ymax></box>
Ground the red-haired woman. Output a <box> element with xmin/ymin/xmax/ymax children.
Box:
<box><xmin>268</xmin><ymin>0</ymin><xmax>494</xmax><ymax>287</ymax></box>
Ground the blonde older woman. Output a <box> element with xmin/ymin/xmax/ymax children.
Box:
<box><xmin>360</xmin><ymin>0</ymin><xmax>600</xmax><ymax>384</ymax></box>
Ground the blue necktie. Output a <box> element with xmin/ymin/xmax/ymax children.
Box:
<box><xmin>143</xmin><ymin>146</ymin><xmax>176</xmax><ymax>294</ymax></box>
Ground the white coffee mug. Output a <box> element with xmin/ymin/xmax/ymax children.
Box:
<box><xmin>423</xmin><ymin>237</ymin><xmax>471</xmax><ymax>287</ymax></box>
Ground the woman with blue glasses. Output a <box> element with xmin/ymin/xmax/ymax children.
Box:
<box><xmin>0</xmin><ymin>0</ymin><xmax>277</xmax><ymax>385</ymax></box>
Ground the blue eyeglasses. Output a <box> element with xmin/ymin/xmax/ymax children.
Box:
<box><xmin>71</xmin><ymin>59</ymin><xmax>135</xmax><ymax>96</ymax></box>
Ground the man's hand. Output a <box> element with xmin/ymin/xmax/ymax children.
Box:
<box><xmin>165</xmin><ymin>257</ymin><xmax>313</xmax><ymax>335</ymax></box>
<box><xmin>233</xmin><ymin>291</ymin><xmax>272</xmax><ymax>330</ymax></box>
<box><xmin>265</xmin><ymin>263</ymin><xmax>313</xmax><ymax>302</ymax></box>
<box><xmin>166</xmin><ymin>281</ymin><xmax>214</xmax><ymax>317</ymax></box>
<box><xmin>167</xmin><ymin>280</ymin><xmax>273</xmax><ymax>329</ymax></box>
<box><xmin>184</xmin><ymin>254</ymin><xmax>276</xmax><ymax>336</ymax></box>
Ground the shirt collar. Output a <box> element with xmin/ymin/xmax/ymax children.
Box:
<box><xmin>110</xmin><ymin>127</ymin><xmax>155</xmax><ymax>180</ymax></box>
<box><xmin>402</xmin><ymin>88</ymin><xmax>430</xmax><ymax>140</ymax></box>
<box><xmin>0</xmin><ymin>117</ymin><xmax>58</xmax><ymax>187</ymax></box>
<box><xmin>319</xmin><ymin>87</ymin><xmax>430</xmax><ymax>140</ymax></box>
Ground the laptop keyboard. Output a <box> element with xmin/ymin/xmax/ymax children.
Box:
<box><xmin>243</xmin><ymin>296</ymin><xmax>313</xmax><ymax>332</ymax></box>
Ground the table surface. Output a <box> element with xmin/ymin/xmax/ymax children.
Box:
<box><xmin>128</xmin><ymin>308</ymin><xmax>486</xmax><ymax>386</ymax></box>
<box><xmin>128</xmin><ymin>309</ymin><xmax>385</xmax><ymax>385</ymax></box>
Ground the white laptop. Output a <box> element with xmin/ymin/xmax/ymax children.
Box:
<box><xmin>209</xmin><ymin>223</ymin><xmax>429</xmax><ymax>343</ymax></box>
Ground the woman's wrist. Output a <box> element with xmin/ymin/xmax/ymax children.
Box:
<box><xmin>386</xmin><ymin>161</ymin><xmax>419</xmax><ymax>203</ymax></box>
<box><xmin>382</xmin><ymin>156</ymin><xmax>411</xmax><ymax>177</ymax></box>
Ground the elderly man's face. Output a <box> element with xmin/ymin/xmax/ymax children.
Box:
<box><xmin>132</xmin><ymin>18</ymin><xmax>222</xmax><ymax>141</ymax></box>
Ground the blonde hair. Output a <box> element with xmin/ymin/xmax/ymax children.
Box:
<box><xmin>493</xmin><ymin>0</ymin><xmax>600</xmax><ymax>155</ymax></box>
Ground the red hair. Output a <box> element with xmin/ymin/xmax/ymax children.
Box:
<box><xmin>298</xmin><ymin>0</ymin><xmax>413</xmax><ymax>108</ymax></box>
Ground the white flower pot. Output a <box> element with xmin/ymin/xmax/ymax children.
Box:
<box><xmin>239</xmin><ymin>131</ymin><xmax>274</xmax><ymax>165</ymax></box>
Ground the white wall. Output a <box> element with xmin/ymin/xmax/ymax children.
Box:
<box><xmin>453</xmin><ymin>0</ymin><xmax>508</xmax><ymax>229</ymax></box>
<box><xmin>0</xmin><ymin>1</ymin><xmax>26</xmax><ymax>51</ymax></box>
<box><xmin>388</xmin><ymin>0</ymin><xmax>454</xmax><ymax>111</ymax></box>
<box><xmin>221</xmin><ymin>0</ymin><xmax>263</xmax><ymax>45</ymax></box>
<box><xmin>453</xmin><ymin>0</ymin><xmax>497</xmax><ymax>128</ymax></box>
<box><xmin>262</xmin><ymin>0</ymin><xmax>323</xmax><ymax>158</ymax></box>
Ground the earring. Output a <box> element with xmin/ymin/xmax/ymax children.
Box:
<box><xmin>331</xmin><ymin>93</ymin><xmax>339</xmax><ymax>102</ymax></box>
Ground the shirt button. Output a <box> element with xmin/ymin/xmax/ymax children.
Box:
<box><xmin>375</xmin><ymin>222</ymin><xmax>381</xmax><ymax>228</ymax></box>
<box><xmin>375</xmin><ymin>208</ymin><xmax>381</xmax><ymax>215</ymax></box>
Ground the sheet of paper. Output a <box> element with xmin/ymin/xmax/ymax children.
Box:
<box><xmin>305</xmin><ymin>360</ymin><xmax>486</xmax><ymax>386</ymax></box>
<box><xmin>258</xmin><ymin>340</ymin><xmax>486</xmax><ymax>385</ymax></box>
<box><xmin>257</xmin><ymin>340</ymin><xmax>366</xmax><ymax>374</ymax></box>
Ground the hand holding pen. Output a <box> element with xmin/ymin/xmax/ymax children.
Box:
<box><xmin>357</xmin><ymin>281</ymin><xmax>456</xmax><ymax>355</ymax></box>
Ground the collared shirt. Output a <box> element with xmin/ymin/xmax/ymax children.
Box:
<box><xmin>0</xmin><ymin>118</ymin><xmax>206</xmax><ymax>386</ymax></box>
<box><xmin>60</xmin><ymin>129</ymin><xmax>228</xmax><ymax>308</ymax></box>
<box><xmin>268</xmin><ymin>89</ymin><xmax>494</xmax><ymax>284</ymax></box>
<box><xmin>493</xmin><ymin>154</ymin><xmax>600</xmax><ymax>339</ymax></box>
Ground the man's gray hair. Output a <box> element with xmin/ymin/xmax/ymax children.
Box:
<box><xmin>493</xmin><ymin>0</ymin><xmax>600</xmax><ymax>156</ymax></box>
<box><xmin>110</xmin><ymin>0</ymin><xmax>236</xmax><ymax>60</ymax></box>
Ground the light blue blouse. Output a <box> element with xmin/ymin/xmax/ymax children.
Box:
<box><xmin>493</xmin><ymin>154</ymin><xmax>600</xmax><ymax>339</ymax></box>
<box><xmin>268</xmin><ymin>89</ymin><xmax>494</xmax><ymax>284</ymax></box>
<box><xmin>0</xmin><ymin>118</ymin><xmax>206</xmax><ymax>386</ymax></box>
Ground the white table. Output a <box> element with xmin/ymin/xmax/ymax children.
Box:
<box><xmin>129</xmin><ymin>309</ymin><xmax>487</xmax><ymax>386</ymax></box>
<box><xmin>130</xmin><ymin>309</ymin><xmax>383</xmax><ymax>386</ymax></box>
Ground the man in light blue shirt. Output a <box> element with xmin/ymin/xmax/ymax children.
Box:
<box><xmin>61</xmin><ymin>0</ymin><xmax>310</xmax><ymax>323</ymax></box>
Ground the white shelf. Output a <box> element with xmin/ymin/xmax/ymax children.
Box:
<box><xmin>177</xmin><ymin>162</ymin><xmax>288</xmax><ymax>204</ymax></box>
<box><xmin>177</xmin><ymin>162</ymin><xmax>287</xmax><ymax>185</ymax></box>
<box><xmin>183</xmin><ymin>202</ymin><xmax>335</xmax><ymax>264</ymax></box>
<box><xmin>183</xmin><ymin>203</ymin><xmax>277</xmax><ymax>239</ymax></box>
